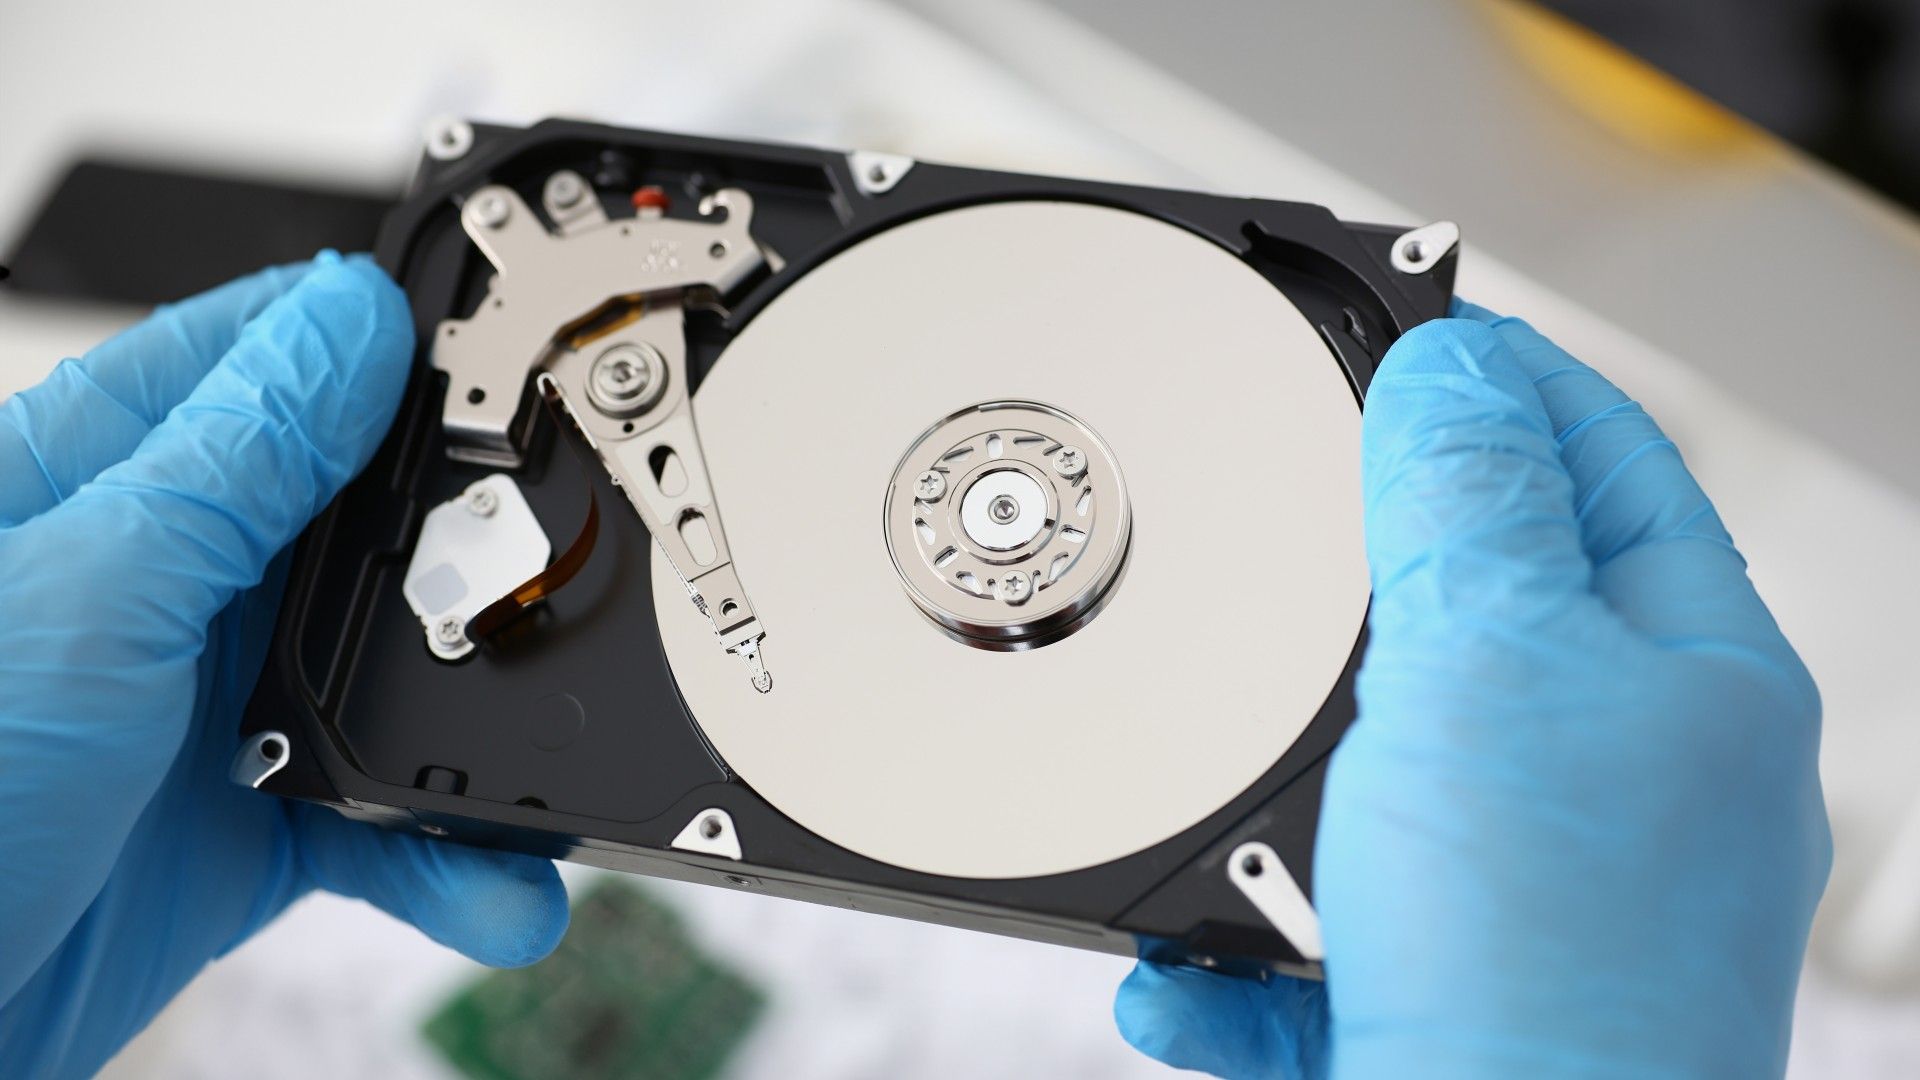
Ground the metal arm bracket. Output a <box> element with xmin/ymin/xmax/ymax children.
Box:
<box><xmin>430</xmin><ymin>173</ymin><xmax>773</xmax><ymax>691</ymax></box>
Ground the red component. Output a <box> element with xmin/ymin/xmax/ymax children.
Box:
<box><xmin>630</xmin><ymin>186</ymin><xmax>670</xmax><ymax>213</ymax></box>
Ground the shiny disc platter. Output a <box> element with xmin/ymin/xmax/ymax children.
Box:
<box><xmin>651</xmin><ymin>200</ymin><xmax>1368</xmax><ymax>879</ymax></box>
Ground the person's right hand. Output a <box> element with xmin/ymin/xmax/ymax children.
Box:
<box><xmin>1116</xmin><ymin>303</ymin><xmax>1829</xmax><ymax>1078</ymax></box>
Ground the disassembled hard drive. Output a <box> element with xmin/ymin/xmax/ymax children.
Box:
<box><xmin>240</xmin><ymin>118</ymin><xmax>1458</xmax><ymax>976</ymax></box>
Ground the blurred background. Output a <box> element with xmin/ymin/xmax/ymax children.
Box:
<box><xmin>2</xmin><ymin>1</ymin><xmax>1918</xmax><ymax>1076</ymax></box>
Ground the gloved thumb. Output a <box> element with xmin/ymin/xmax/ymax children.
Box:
<box><xmin>48</xmin><ymin>251</ymin><xmax>411</xmax><ymax>645</ymax></box>
<box><xmin>1359</xmin><ymin>318</ymin><xmax>1597</xmax><ymax>645</ymax></box>
<box><xmin>285</xmin><ymin>804</ymin><xmax>570</xmax><ymax>968</ymax></box>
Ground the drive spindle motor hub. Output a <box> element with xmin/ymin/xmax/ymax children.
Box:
<box><xmin>884</xmin><ymin>401</ymin><xmax>1131</xmax><ymax>650</ymax></box>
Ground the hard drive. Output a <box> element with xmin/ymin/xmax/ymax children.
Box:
<box><xmin>239</xmin><ymin>118</ymin><xmax>1459</xmax><ymax>977</ymax></box>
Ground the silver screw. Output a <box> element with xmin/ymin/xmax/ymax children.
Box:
<box><xmin>990</xmin><ymin>495</ymin><xmax>1021</xmax><ymax>524</ymax></box>
<box><xmin>998</xmin><ymin>571</ymin><xmax>1032</xmax><ymax>606</ymax></box>
<box><xmin>423</xmin><ymin>117</ymin><xmax>473</xmax><ymax>162</ymax></box>
<box><xmin>472</xmin><ymin>192</ymin><xmax>510</xmax><ymax>229</ymax></box>
<box><xmin>600</xmin><ymin>357</ymin><xmax>647</xmax><ymax>396</ymax></box>
<box><xmin>467</xmin><ymin>487</ymin><xmax>498</xmax><ymax>517</ymax></box>
<box><xmin>421</xmin><ymin>824</ymin><xmax>450</xmax><ymax>837</ymax></box>
<box><xmin>1400</xmin><ymin>239</ymin><xmax>1426</xmax><ymax>264</ymax></box>
<box><xmin>587</xmin><ymin>343</ymin><xmax>668</xmax><ymax>416</ymax></box>
<box><xmin>1053</xmin><ymin>446</ymin><xmax>1087</xmax><ymax>479</ymax></box>
<box><xmin>914</xmin><ymin>470</ymin><xmax>946</xmax><ymax>501</ymax></box>
<box><xmin>868</xmin><ymin>163</ymin><xmax>888</xmax><ymax>183</ymax></box>
<box><xmin>546</xmin><ymin>172</ymin><xmax>585</xmax><ymax>209</ymax></box>
<box><xmin>434</xmin><ymin>616</ymin><xmax>466</xmax><ymax>647</ymax></box>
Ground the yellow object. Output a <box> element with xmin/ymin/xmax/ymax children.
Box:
<box><xmin>1483</xmin><ymin>0</ymin><xmax>1763</xmax><ymax>157</ymax></box>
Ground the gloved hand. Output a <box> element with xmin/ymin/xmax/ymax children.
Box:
<box><xmin>0</xmin><ymin>253</ymin><xmax>570</xmax><ymax>1078</ymax></box>
<box><xmin>1116</xmin><ymin>302</ymin><xmax>1828</xmax><ymax>1077</ymax></box>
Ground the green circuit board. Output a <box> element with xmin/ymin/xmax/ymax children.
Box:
<box><xmin>423</xmin><ymin>878</ymin><xmax>766</xmax><ymax>1080</ymax></box>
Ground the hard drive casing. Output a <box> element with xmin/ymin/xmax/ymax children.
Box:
<box><xmin>241</xmin><ymin>119</ymin><xmax>1457</xmax><ymax>976</ymax></box>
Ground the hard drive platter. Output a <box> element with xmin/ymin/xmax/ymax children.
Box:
<box><xmin>242</xmin><ymin>119</ymin><xmax>1459</xmax><ymax>976</ymax></box>
<box><xmin>661</xmin><ymin>201</ymin><xmax>1367</xmax><ymax>880</ymax></box>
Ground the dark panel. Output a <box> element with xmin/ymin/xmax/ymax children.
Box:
<box><xmin>4</xmin><ymin>159</ymin><xmax>393</xmax><ymax>304</ymax></box>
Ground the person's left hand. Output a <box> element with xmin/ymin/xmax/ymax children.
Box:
<box><xmin>0</xmin><ymin>253</ymin><xmax>570</xmax><ymax>1078</ymax></box>
<box><xmin>1109</xmin><ymin>302</ymin><xmax>1826</xmax><ymax>1077</ymax></box>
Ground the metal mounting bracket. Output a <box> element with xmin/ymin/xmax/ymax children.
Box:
<box><xmin>1389</xmin><ymin>220</ymin><xmax>1460</xmax><ymax>275</ymax></box>
<box><xmin>229</xmin><ymin>731</ymin><xmax>291</xmax><ymax>789</ymax></box>
<box><xmin>1226</xmin><ymin>841</ymin><xmax>1325</xmax><ymax>961</ymax></box>
<box><xmin>849</xmin><ymin>150</ymin><xmax>914</xmax><ymax>196</ymax></box>
<box><xmin>671</xmin><ymin>807</ymin><xmax>744</xmax><ymax>860</ymax></box>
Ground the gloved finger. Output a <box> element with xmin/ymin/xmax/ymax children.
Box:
<box><xmin>0</xmin><ymin>257</ymin><xmax>408</xmax><ymax>992</ymax></box>
<box><xmin>1115</xmin><ymin>962</ymin><xmax>1328</xmax><ymax>1079</ymax></box>
<box><xmin>46</xmin><ymin>252</ymin><xmax>411</xmax><ymax>642</ymax></box>
<box><xmin>292</xmin><ymin>804</ymin><xmax>570</xmax><ymax>968</ymax></box>
<box><xmin>1453</xmin><ymin>300</ymin><xmax>1730</xmax><ymax>562</ymax></box>
<box><xmin>0</xmin><ymin>260</ymin><xmax>317</xmax><ymax>525</ymax></box>
<box><xmin>1361</xmin><ymin>318</ymin><xmax>1598</xmax><ymax>641</ymax></box>
<box><xmin>1452</xmin><ymin>302</ymin><xmax>1794</xmax><ymax>663</ymax></box>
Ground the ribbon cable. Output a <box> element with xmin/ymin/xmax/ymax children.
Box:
<box><xmin>464</xmin><ymin>387</ymin><xmax>601</xmax><ymax>642</ymax></box>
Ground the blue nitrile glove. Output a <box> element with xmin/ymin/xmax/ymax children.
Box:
<box><xmin>0</xmin><ymin>253</ymin><xmax>569</xmax><ymax>1078</ymax></box>
<box><xmin>1116</xmin><ymin>302</ymin><xmax>1828</xmax><ymax>1078</ymax></box>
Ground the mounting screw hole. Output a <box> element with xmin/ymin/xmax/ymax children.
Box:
<box><xmin>260</xmin><ymin>739</ymin><xmax>284</xmax><ymax>762</ymax></box>
<box><xmin>467</xmin><ymin>387</ymin><xmax>486</xmax><ymax>405</ymax></box>
<box><xmin>725</xmin><ymin>874</ymin><xmax>754</xmax><ymax>887</ymax></box>
<box><xmin>1240</xmin><ymin>853</ymin><xmax>1265</xmax><ymax>878</ymax></box>
<box><xmin>700</xmin><ymin>815</ymin><xmax>724</xmax><ymax>840</ymax></box>
<box><xmin>709</xmin><ymin>240</ymin><xmax>728</xmax><ymax>259</ymax></box>
<box><xmin>622</xmin><ymin>421</ymin><xmax>635</xmax><ymax>433</ymax></box>
<box><xmin>421</xmin><ymin>824</ymin><xmax>449</xmax><ymax>837</ymax></box>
